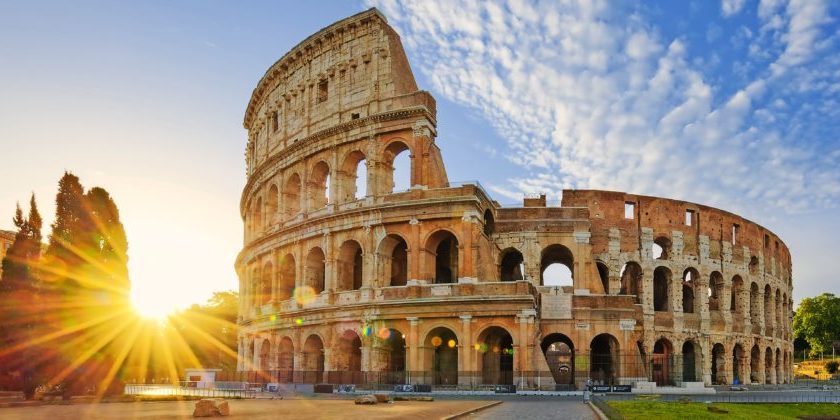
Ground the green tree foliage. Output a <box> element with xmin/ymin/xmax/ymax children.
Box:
<box><xmin>826</xmin><ymin>360</ymin><xmax>839</xmax><ymax>374</ymax></box>
<box><xmin>172</xmin><ymin>291</ymin><xmax>239</xmax><ymax>371</ymax></box>
<box><xmin>793</xmin><ymin>293</ymin><xmax>840</xmax><ymax>355</ymax></box>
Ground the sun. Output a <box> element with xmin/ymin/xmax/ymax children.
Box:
<box><xmin>130</xmin><ymin>288</ymin><xmax>177</xmax><ymax>322</ymax></box>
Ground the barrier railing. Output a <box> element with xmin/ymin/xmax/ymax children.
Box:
<box><xmin>123</xmin><ymin>383</ymin><xmax>256</xmax><ymax>398</ymax></box>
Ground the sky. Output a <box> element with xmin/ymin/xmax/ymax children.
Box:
<box><xmin>0</xmin><ymin>0</ymin><xmax>838</xmax><ymax>313</ymax></box>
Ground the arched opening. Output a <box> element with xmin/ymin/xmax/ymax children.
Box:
<box><xmin>261</xmin><ymin>262</ymin><xmax>273</xmax><ymax>305</ymax></box>
<box><xmin>775</xmin><ymin>289</ymin><xmax>782</xmax><ymax>335</ymax></box>
<box><xmin>732</xmin><ymin>344</ymin><xmax>745</xmax><ymax>385</ymax></box>
<box><xmin>337</xmin><ymin>240</ymin><xmax>363</xmax><ymax>291</ymax></box>
<box><xmin>258</xmin><ymin>338</ymin><xmax>271</xmax><ymax>383</ymax></box>
<box><xmin>266</xmin><ymin>184</ymin><xmax>279</xmax><ymax>226</ymax></box>
<box><xmin>339</xmin><ymin>150</ymin><xmax>367</xmax><ymax>202</ymax></box>
<box><xmin>541</xmin><ymin>333</ymin><xmax>575</xmax><ymax>389</ymax></box>
<box><xmin>309</xmin><ymin>161</ymin><xmax>330</xmax><ymax>210</ymax></box>
<box><xmin>499</xmin><ymin>248</ymin><xmax>524</xmax><ymax>282</ymax></box>
<box><xmin>765</xmin><ymin>347</ymin><xmax>774</xmax><ymax>384</ymax></box>
<box><xmin>652</xmin><ymin>338</ymin><xmax>673</xmax><ymax>386</ymax></box>
<box><xmin>378</xmin><ymin>234</ymin><xmax>408</xmax><ymax>287</ymax></box>
<box><xmin>334</xmin><ymin>330</ymin><xmax>362</xmax><ymax>384</ymax></box>
<box><xmin>749</xmin><ymin>282</ymin><xmax>760</xmax><ymax>325</ymax></box>
<box><xmin>477</xmin><ymin>327</ymin><xmax>514</xmax><ymax>385</ymax></box>
<box><xmin>384</xmin><ymin>141</ymin><xmax>411</xmax><ymax>193</ymax></box>
<box><xmin>775</xmin><ymin>349</ymin><xmax>782</xmax><ymax>385</ymax></box>
<box><xmin>425</xmin><ymin>327</ymin><xmax>458</xmax><ymax>385</ymax></box>
<box><xmin>483</xmin><ymin>209</ymin><xmax>495</xmax><ymax>236</ymax></box>
<box><xmin>590</xmin><ymin>334</ymin><xmax>619</xmax><ymax>385</ymax></box>
<box><xmin>749</xmin><ymin>256</ymin><xmax>759</xmax><ymax>275</ymax></box>
<box><xmin>682</xmin><ymin>268</ymin><xmax>699</xmax><ymax>313</ymax></box>
<box><xmin>427</xmin><ymin>231</ymin><xmax>459</xmax><ymax>284</ymax></box>
<box><xmin>250</xmin><ymin>268</ymin><xmax>259</xmax><ymax>309</ymax></box>
<box><xmin>619</xmin><ymin>262</ymin><xmax>643</xmax><ymax>303</ymax></box>
<box><xmin>711</xmin><ymin>343</ymin><xmax>726</xmax><ymax>385</ymax></box>
<box><xmin>303</xmin><ymin>335</ymin><xmax>325</xmax><ymax>384</ymax></box>
<box><xmin>596</xmin><ymin>261</ymin><xmax>609</xmax><ymax>294</ymax></box>
<box><xmin>784</xmin><ymin>351</ymin><xmax>790</xmax><ymax>383</ymax></box>
<box><xmin>708</xmin><ymin>271</ymin><xmax>724</xmax><ymax>311</ymax></box>
<box><xmin>731</xmin><ymin>275</ymin><xmax>743</xmax><ymax>314</ymax></box>
<box><xmin>277</xmin><ymin>337</ymin><xmax>294</xmax><ymax>383</ymax></box>
<box><xmin>540</xmin><ymin>244</ymin><xmax>574</xmax><ymax>287</ymax></box>
<box><xmin>652</xmin><ymin>236</ymin><xmax>671</xmax><ymax>260</ymax></box>
<box><xmin>378</xmin><ymin>328</ymin><xmax>405</xmax><ymax>384</ymax></box>
<box><xmin>764</xmin><ymin>284</ymin><xmax>773</xmax><ymax>334</ymax></box>
<box><xmin>653</xmin><ymin>266</ymin><xmax>672</xmax><ymax>311</ymax></box>
<box><xmin>305</xmin><ymin>247</ymin><xmax>326</xmax><ymax>294</ymax></box>
<box><xmin>682</xmin><ymin>341</ymin><xmax>699</xmax><ymax>382</ymax></box>
<box><xmin>750</xmin><ymin>344</ymin><xmax>761</xmax><ymax>384</ymax></box>
<box><xmin>253</xmin><ymin>197</ymin><xmax>263</xmax><ymax>233</ymax></box>
<box><xmin>283</xmin><ymin>173</ymin><xmax>301</xmax><ymax>217</ymax></box>
<box><xmin>277</xmin><ymin>254</ymin><xmax>295</xmax><ymax>301</ymax></box>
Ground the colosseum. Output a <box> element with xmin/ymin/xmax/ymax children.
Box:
<box><xmin>235</xmin><ymin>8</ymin><xmax>794</xmax><ymax>391</ymax></box>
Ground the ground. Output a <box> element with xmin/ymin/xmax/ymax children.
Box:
<box><xmin>472</xmin><ymin>396</ymin><xmax>595</xmax><ymax>420</ymax></box>
<box><xmin>608</xmin><ymin>400</ymin><xmax>840</xmax><ymax>419</ymax></box>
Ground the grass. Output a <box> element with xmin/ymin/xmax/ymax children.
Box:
<box><xmin>607</xmin><ymin>400</ymin><xmax>840</xmax><ymax>419</ymax></box>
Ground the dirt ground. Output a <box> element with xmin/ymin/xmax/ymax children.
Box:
<box><xmin>0</xmin><ymin>398</ymin><xmax>497</xmax><ymax>419</ymax></box>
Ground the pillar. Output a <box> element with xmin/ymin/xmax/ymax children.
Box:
<box><xmin>460</xmin><ymin>315</ymin><xmax>472</xmax><ymax>385</ymax></box>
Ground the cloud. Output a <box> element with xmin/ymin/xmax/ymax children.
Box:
<box><xmin>369</xmin><ymin>0</ymin><xmax>840</xmax><ymax>218</ymax></box>
<box><xmin>722</xmin><ymin>0</ymin><xmax>747</xmax><ymax>17</ymax></box>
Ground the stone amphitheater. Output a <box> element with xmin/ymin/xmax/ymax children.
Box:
<box><xmin>235</xmin><ymin>8</ymin><xmax>793</xmax><ymax>390</ymax></box>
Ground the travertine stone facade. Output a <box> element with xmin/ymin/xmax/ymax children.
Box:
<box><xmin>236</xmin><ymin>8</ymin><xmax>794</xmax><ymax>389</ymax></box>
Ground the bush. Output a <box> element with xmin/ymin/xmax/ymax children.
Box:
<box><xmin>826</xmin><ymin>360</ymin><xmax>839</xmax><ymax>374</ymax></box>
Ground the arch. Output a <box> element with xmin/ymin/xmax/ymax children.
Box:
<box><xmin>711</xmin><ymin>343</ymin><xmax>726</xmax><ymax>385</ymax></box>
<box><xmin>378</xmin><ymin>234</ymin><xmax>408</xmax><ymax>287</ymax></box>
<box><xmin>619</xmin><ymin>262</ymin><xmax>643</xmax><ymax>303</ymax></box>
<box><xmin>652</xmin><ymin>338</ymin><xmax>674</xmax><ymax>386</ymax></box>
<box><xmin>337</xmin><ymin>240</ymin><xmax>363</xmax><ymax>291</ymax></box>
<box><xmin>424</xmin><ymin>326</ymin><xmax>458</xmax><ymax>385</ymax></box>
<box><xmin>775</xmin><ymin>348</ymin><xmax>782</xmax><ymax>384</ymax></box>
<box><xmin>596</xmin><ymin>261</ymin><xmax>609</xmax><ymax>294</ymax></box>
<box><xmin>499</xmin><ymin>248</ymin><xmax>524</xmax><ymax>282</ymax></box>
<box><xmin>260</xmin><ymin>262</ymin><xmax>273</xmax><ymax>305</ymax></box>
<box><xmin>483</xmin><ymin>209</ymin><xmax>495</xmax><ymax>236</ymax></box>
<box><xmin>305</xmin><ymin>247</ymin><xmax>326</xmax><ymax>294</ymax></box>
<box><xmin>708</xmin><ymin>271</ymin><xmax>724</xmax><ymax>311</ymax></box>
<box><xmin>682</xmin><ymin>340</ymin><xmax>701</xmax><ymax>383</ymax></box>
<box><xmin>590</xmin><ymin>333</ymin><xmax>619</xmax><ymax>385</ymax></box>
<box><xmin>732</xmin><ymin>343</ymin><xmax>746</xmax><ymax>385</ymax></box>
<box><xmin>333</xmin><ymin>329</ymin><xmax>362</xmax><ymax>384</ymax></box>
<box><xmin>764</xmin><ymin>284</ymin><xmax>773</xmax><ymax>334</ymax></box>
<box><xmin>250</xmin><ymin>267</ymin><xmax>260</xmax><ymax>308</ymax></box>
<box><xmin>750</xmin><ymin>344</ymin><xmax>761</xmax><ymax>384</ymax></box>
<box><xmin>765</xmin><ymin>347</ymin><xmax>774</xmax><ymax>384</ymax></box>
<box><xmin>775</xmin><ymin>289</ymin><xmax>782</xmax><ymax>335</ymax></box>
<box><xmin>682</xmin><ymin>268</ymin><xmax>699</xmax><ymax>313</ymax></box>
<box><xmin>302</xmin><ymin>334</ymin><xmax>325</xmax><ymax>384</ymax></box>
<box><xmin>282</xmin><ymin>173</ymin><xmax>301</xmax><ymax>217</ymax></box>
<box><xmin>338</xmin><ymin>150</ymin><xmax>367</xmax><ymax>202</ymax></box>
<box><xmin>653</xmin><ymin>266</ymin><xmax>672</xmax><ymax>312</ymax></box>
<box><xmin>384</xmin><ymin>140</ymin><xmax>411</xmax><ymax>193</ymax></box>
<box><xmin>254</xmin><ymin>196</ymin><xmax>263</xmax><ymax>232</ymax></box>
<box><xmin>426</xmin><ymin>230</ymin><xmax>459</xmax><ymax>284</ymax></box>
<box><xmin>476</xmin><ymin>326</ymin><xmax>514</xmax><ymax>385</ymax></box>
<box><xmin>309</xmin><ymin>161</ymin><xmax>330</xmax><ymax>210</ymax></box>
<box><xmin>749</xmin><ymin>256</ymin><xmax>759</xmax><ymax>275</ymax></box>
<box><xmin>749</xmin><ymin>282</ymin><xmax>761</xmax><ymax>325</ymax></box>
<box><xmin>378</xmin><ymin>328</ymin><xmax>406</xmax><ymax>382</ymax></box>
<box><xmin>540</xmin><ymin>244</ymin><xmax>574</xmax><ymax>287</ymax></box>
<box><xmin>277</xmin><ymin>254</ymin><xmax>295</xmax><ymax>301</ymax></box>
<box><xmin>277</xmin><ymin>337</ymin><xmax>295</xmax><ymax>383</ymax></box>
<box><xmin>266</xmin><ymin>184</ymin><xmax>279</xmax><ymax>225</ymax></box>
<box><xmin>731</xmin><ymin>275</ymin><xmax>744</xmax><ymax>314</ymax></box>
<box><xmin>652</xmin><ymin>236</ymin><xmax>671</xmax><ymax>260</ymax></box>
<box><xmin>257</xmin><ymin>338</ymin><xmax>271</xmax><ymax>383</ymax></box>
<box><xmin>541</xmin><ymin>333</ymin><xmax>575</xmax><ymax>388</ymax></box>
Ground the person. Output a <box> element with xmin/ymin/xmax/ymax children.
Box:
<box><xmin>583</xmin><ymin>378</ymin><xmax>593</xmax><ymax>403</ymax></box>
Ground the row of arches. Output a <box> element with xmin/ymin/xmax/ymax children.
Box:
<box><xmin>247</xmin><ymin>141</ymin><xmax>411</xmax><ymax>234</ymax></box>
<box><xmin>498</xmin><ymin>244</ymin><xmax>575</xmax><ymax>286</ymax></box>
<box><xmin>711</xmin><ymin>342</ymin><xmax>792</xmax><ymax>385</ymax></box>
<box><xmin>617</xmin><ymin>262</ymin><xmax>791</xmax><ymax>338</ymax></box>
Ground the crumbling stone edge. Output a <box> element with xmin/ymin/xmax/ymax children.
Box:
<box><xmin>441</xmin><ymin>401</ymin><xmax>503</xmax><ymax>420</ymax></box>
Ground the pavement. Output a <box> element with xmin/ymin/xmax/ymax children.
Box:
<box><xmin>457</xmin><ymin>396</ymin><xmax>598</xmax><ymax>420</ymax></box>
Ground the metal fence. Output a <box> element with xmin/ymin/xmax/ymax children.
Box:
<box><xmin>123</xmin><ymin>383</ymin><xmax>256</xmax><ymax>398</ymax></box>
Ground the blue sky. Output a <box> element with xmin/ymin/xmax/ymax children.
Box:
<box><xmin>0</xmin><ymin>0</ymin><xmax>838</xmax><ymax>311</ymax></box>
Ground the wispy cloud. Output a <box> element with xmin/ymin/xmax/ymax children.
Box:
<box><xmin>370</xmin><ymin>0</ymin><xmax>839</xmax><ymax>217</ymax></box>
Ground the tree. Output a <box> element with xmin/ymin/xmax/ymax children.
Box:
<box><xmin>80</xmin><ymin>187</ymin><xmax>129</xmax><ymax>302</ymax></box>
<box><xmin>793</xmin><ymin>293</ymin><xmax>840</xmax><ymax>355</ymax></box>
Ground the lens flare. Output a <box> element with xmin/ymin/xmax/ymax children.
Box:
<box><xmin>447</xmin><ymin>339</ymin><xmax>456</xmax><ymax>348</ymax></box>
<box><xmin>377</xmin><ymin>327</ymin><xmax>391</xmax><ymax>340</ymax></box>
<box><xmin>431</xmin><ymin>336</ymin><xmax>442</xmax><ymax>347</ymax></box>
<box><xmin>295</xmin><ymin>318</ymin><xmax>304</xmax><ymax>326</ymax></box>
<box><xmin>478</xmin><ymin>342</ymin><xmax>489</xmax><ymax>353</ymax></box>
<box><xmin>293</xmin><ymin>286</ymin><xmax>317</xmax><ymax>306</ymax></box>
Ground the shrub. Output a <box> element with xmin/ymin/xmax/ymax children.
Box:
<box><xmin>826</xmin><ymin>360</ymin><xmax>839</xmax><ymax>374</ymax></box>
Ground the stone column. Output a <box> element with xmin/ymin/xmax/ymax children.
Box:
<box><xmin>460</xmin><ymin>315</ymin><xmax>472</xmax><ymax>385</ymax></box>
<box><xmin>407</xmin><ymin>317</ymin><xmax>419</xmax><ymax>376</ymax></box>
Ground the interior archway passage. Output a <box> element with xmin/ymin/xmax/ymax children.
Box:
<box><xmin>540</xmin><ymin>244</ymin><xmax>574</xmax><ymax>287</ymax></box>
<box><xmin>499</xmin><ymin>248</ymin><xmax>524</xmax><ymax>282</ymax></box>
<box><xmin>477</xmin><ymin>327</ymin><xmax>514</xmax><ymax>385</ymax></box>
<box><xmin>541</xmin><ymin>333</ymin><xmax>575</xmax><ymax>389</ymax></box>
<box><xmin>427</xmin><ymin>231</ymin><xmax>458</xmax><ymax>284</ymax></box>
<box><xmin>590</xmin><ymin>334</ymin><xmax>619</xmax><ymax>385</ymax></box>
<box><xmin>378</xmin><ymin>234</ymin><xmax>408</xmax><ymax>287</ymax></box>
<box><xmin>620</xmin><ymin>262</ymin><xmax>643</xmax><ymax>303</ymax></box>
<box><xmin>424</xmin><ymin>327</ymin><xmax>458</xmax><ymax>385</ymax></box>
<box><xmin>337</xmin><ymin>240</ymin><xmax>363</xmax><ymax>291</ymax></box>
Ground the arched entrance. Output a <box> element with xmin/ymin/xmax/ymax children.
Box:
<box><xmin>540</xmin><ymin>244</ymin><xmax>574</xmax><ymax>287</ymax></box>
<box><xmin>653</xmin><ymin>267</ymin><xmax>671</xmax><ymax>311</ymax></box>
<box><xmin>427</xmin><ymin>231</ymin><xmax>459</xmax><ymax>284</ymax></box>
<box><xmin>775</xmin><ymin>349</ymin><xmax>782</xmax><ymax>385</ymax></box>
<box><xmin>711</xmin><ymin>343</ymin><xmax>726</xmax><ymax>385</ymax></box>
<box><xmin>277</xmin><ymin>337</ymin><xmax>294</xmax><ymax>383</ymax></box>
<box><xmin>337</xmin><ymin>240</ymin><xmax>363</xmax><ymax>291</ymax></box>
<box><xmin>619</xmin><ymin>262</ymin><xmax>643</xmax><ymax>303</ymax></box>
<box><xmin>303</xmin><ymin>335</ymin><xmax>325</xmax><ymax>383</ymax></box>
<box><xmin>377</xmin><ymin>328</ymin><xmax>406</xmax><ymax>384</ymax></box>
<box><xmin>378</xmin><ymin>234</ymin><xmax>408</xmax><ymax>287</ymax></box>
<box><xmin>590</xmin><ymin>334</ymin><xmax>619</xmax><ymax>385</ymax></box>
<box><xmin>652</xmin><ymin>338</ymin><xmax>673</xmax><ymax>386</ymax></box>
<box><xmin>425</xmin><ymin>327</ymin><xmax>458</xmax><ymax>385</ymax></box>
<box><xmin>541</xmin><ymin>333</ymin><xmax>575</xmax><ymax>389</ymax></box>
<box><xmin>278</xmin><ymin>254</ymin><xmax>295</xmax><ymax>301</ymax></box>
<box><xmin>682</xmin><ymin>341</ymin><xmax>700</xmax><ymax>382</ymax></box>
<box><xmin>499</xmin><ymin>248</ymin><xmax>524</xmax><ymax>282</ymax></box>
<box><xmin>750</xmin><ymin>344</ymin><xmax>761</xmax><ymax>384</ymax></box>
<box><xmin>765</xmin><ymin>347</ymin><xmax>774</xmax><ymax>384</ymax></box>
<box><xmin>732</xmin><ymin>343</ymin><xmax>745</xmax><ymax>385</ymax></box>
<box><xmin>477</xmin><ymin>327</ymin><xmax>514</xmax><ymax>385</ymax></box>
<box><xmin>257</xmin><ymin>338</ymin><xmax>271</xmax><ymax>383</ymax></box>
<box><xmin>333</xmin><ymin>330</ymin><xmax>362</xmax><ymax>384</ymax></box>
<box><xmin>305</xmin><ymin>247</ymin><xmax>326</xmax><ymax>294</ymax></box>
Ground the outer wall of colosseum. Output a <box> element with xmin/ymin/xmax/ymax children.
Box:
<box><xmin>235</xmin><ymin>8</ymin><xmax>794</xmax><ymax>390</ymax></box>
